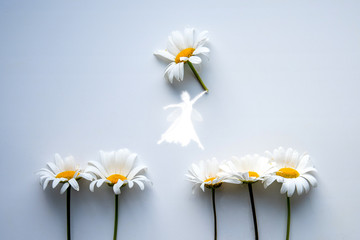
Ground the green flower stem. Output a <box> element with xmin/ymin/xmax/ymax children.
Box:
<box><xmin>248</xmin><ymin>183</ymin><xmax>259</xmax><ymax>240</ymax></box>
<box><xmin>187</xmin><ymin>61</ymin><xmax>209</xmax><ymax>92</ymax></box>
<box><xmin>212</xmin><ymin>188</ymin><xmax>217</xmax><ymax>240</ymax></box>
<box><xmin>114</xmin><ymin>194</ymin><xmax>119</xmax><ymax>240</ymax></box>
<box><xmin>286</xmin><ymin>196</ymin><xmax>291</xmax><ymax>240</ymax></box>
<box><xmin>66</xmin><ymin>187</ymin><xmax>71</xmax><ymax>240</ymax></box>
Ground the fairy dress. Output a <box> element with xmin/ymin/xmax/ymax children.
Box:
<box><xmin>158</xmin><ymin>91</ymin><xmax>206</xmax><ymax>150</ymax></box>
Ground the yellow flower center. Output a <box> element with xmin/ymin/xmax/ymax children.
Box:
<box><xmin>276</xmin><ymin>168</ymin><xmax>300</xmax><ymax>178</ymax></box>
<box><xmin>248</xmin><ymin>171</ymin><xmax>259</xmax><ymax>178</ymax></box>
<box><xmin>106</xmin><ymin>174</ymin><xmax>127</xmax><ymax>184</ymax></box>
<box><xmin>56</xmin><ymin>171</ymin><xmax>78</xmax><ymax>180</ymax></box>
<box><xmin>175</xmin><ymin>48</ymin><xmax>195</xmax><ymax>63</ymax></box>
<box><xmin>204</xmin><ymin>177</ymin><xmax>222</xmax><ymax>189</ymax></box>
<box><xmin>205</xmin><ymin>177</ymin><xmax>216</xmax><ymax>182</ymax></box>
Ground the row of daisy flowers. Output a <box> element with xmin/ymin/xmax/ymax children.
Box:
<box><xmin>37</xmin><ymin>149</ymin><xmax>151</xmax><ymax>240</ymax></box>
<box><xmin>186</xmin><ymin>147</ymin><xmax>317</xmax><ymax>240</ymax></box>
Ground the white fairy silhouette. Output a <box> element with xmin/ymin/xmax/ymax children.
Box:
<box><xmin>158</xmin><ymin>91</ymin><xmax>207</xmax><ymax>150</ymax></box>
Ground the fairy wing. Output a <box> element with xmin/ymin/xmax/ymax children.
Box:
<box><xmin>167</xmin><ymin>109</ymin><xmax>181</xmax><ymax>122</ymax></box>
<box><xmin>192</xmin><ymin>108</ymin><xmax>203</xmax><ymax>122</ymax></box>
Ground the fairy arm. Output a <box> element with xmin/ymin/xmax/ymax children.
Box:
<box><xmin>163</xmin><ymin>103</ymin><xmax>181</xmax><ymax>110</ymax></box>
<box><xmin>191</xmin><ymin>91</ymin><xmax>207</xmax><ymax>104</ymax></box>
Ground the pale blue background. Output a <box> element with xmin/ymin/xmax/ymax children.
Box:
<box><xmin>1</xmin><ymin>0</ymin><xmax>359</xmax><ymax>239</ymax></box>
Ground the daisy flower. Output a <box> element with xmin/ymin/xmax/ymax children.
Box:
<box><xmin>154</xmin><ymin>27</ymin><xmax>210</xmax><ymax>91</ymax></box>
<box><xmin>220</xmin><ymin>154</ymin><xmax>273</xmax><ymax>184</ymax></box>
<box><xmin>263</xmin><ymin>147</ymin><xmax>317</xmax><ymax>197</ymax></box>
<box><xmin>186</xmin><ymin>158</ymin><xmax>225</xmax><ymax>192</ymax></box>
<box><xmin>86</xmin><ymin>149</ymin><xmax>150</xmax><ymax>195</ymax></box>
<box><xmin>186</xmin><ymin>158</ymin><xmax>229</xmax><ymax>240</ymax></box>
<box><xmin>263</xmin><ymin>147</ymin><xmax>318</xmax><ymax>240</ymax></box>
<box><xmin>37</xmin><ymin>153</ymin><xmax>91</xmax><ymax>240</ymax></box>
<box><xmin>37</xmin><ymin>153</ymin><xmax>91</xmax><ymax>194</ymax></box>
<box><xmin>86</xmin><ymin>149</ymin><xmax>150</xmax><ymax>240</ymax></box>
<box><xmin>220</xmin><ymin>154</ymin><xmax>273</xmax><ymax>240</ymax></box>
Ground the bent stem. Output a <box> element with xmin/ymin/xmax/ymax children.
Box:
<box><xmin>247</xmin><ymin>183</ymin><xmax>259</xmax><ymax>240</ymax></box>
<box><xmin>286</xmin><ymin>196</ymin><xmax>291</xmax><ymax>240</ymax></box>
<box><xmin>66</xmin><ymin>187</ymin><xmax>71</xmax><ymax>240</ymax></box>
<box><xmin>114</xmin><ymin>194</ymin><xmax>119</xmax><ymax>240</ymax></box>
<box><xmin>187</xmin><ymin>61</ymin><xmax>209</xmax><ymax>92</ymax></box>
<box><xmin>212</xmin><ymin>188</ymin><xmax>217</xmax><ymax>240</ymax></box>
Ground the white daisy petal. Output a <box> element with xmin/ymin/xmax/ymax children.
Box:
<box><xmin>69</xmin><ymin>178</ymin><xmax>79</xmax><ymax>191</ymax></box>
<box><xmin>194</xmin><ymin>30</ymin><xmax>209</xmax><ymax>48</ymax></box>
<box><xmin>280</xmin><ymin>181</ymin><xmax>289</xmax><ymax>194</ymax></box>
<box><xmin>89</xmin><ymin>180</ymin><xmax>97</xmax><ymax>192</ymax></box>
<box><xmin>184</xmin><ymin>28</ymin><xmax>194</xmax><ymax>48</ymax></box>
<box><xmin>178</xmin><ymin>62</ymin><xmax>184</xmax><ymax>80</ymax></box>
<box><xmin>164</xmin><ymin>62</ymin><xmax>176</xmax><ymax>83</ymax></box>
<box><xmin>96</xmin><ymin>178</ymin><xmax>107</xmax><ymax>188</ymax></box>
<box><xmin>113</xmin><ymin>183</ymin><xmax>121</xmax><ymax>195</ymax></box>
<box><xmin>153</xmin><ymin>50</ymin><xmax>175</xmax><ymax>62</ymax></box>
<box><xmin>64</xmin><ymin>156</ymin><xmax>76</xmax><ymax>171</ymax></box>
<box><xmin>121</xmin><ymin>153</ymin><xmax>137</xmax><ymax>176</ymax></box>
<box><xmin>54</xmin><ymin>154</ymin><xmax>64</xmax><ymax>171</ymax></box>
<box><xmin>47</xmin><ymin>162</ymin><xmax>60</xmax><ymax>174</ymax></box>
<box><xmin>193</xmin><ymin>47</ymin><xmax>210</xmax><ymax>56</ymax></box>
<box><xmin>127</xmin><ymin>165</ymin><xmax>147</xmax><ymax>180</ymax></box>
<box><xmin>168</xmin><ymin>66</ymin><xmax>175</xmax><ymax>83</ymax></box>
<box><xmin>287</xmin><ymin>181</ymin><xmax>296</xmax><ymax>197</ymax></box>
<box><xmin>167</xmin><ymin>36</ymin><xmax>180</xmax><ymax>56</ymax></box>
<box><xmin>80</xmin><ymin>172</ymin><xmax>94</xmax><ymax>181</ymax></box>
<box><xmin>87</xmin><ymin>161</ymin><xmax>108</xmax><ymax>178</ymax></box>
<box><xmin>295</xmin><ymin>178</ymin><xmax>305</xmax><ymax>195</ymax></box>
<box><xmin>60</xmin><ymin>182</ymin><xmax>70</xmax><ymax>194</ymax></box>
<box><xmin>134</xmin><ymin>180</ymin><xmax>145</xmax><ymax>190</ymax></box>
<box><xmin>302</xmin><ymin>174</ymin><xmax>317</xmax><ymax>187</ymax></box>
<box><xmin>171</xmin><ymin>31</ymin><xmax>186</xmax><ymax>50</ymax></box>
<box><xmin>42</xmin><ymin>178</ymin><xmax>51</xmax><ymax>190</ymax></box>
<box><xmin>200</xmin><ymin>182</ymin><xmax>205</xmax><ymax>192</ymax></box>
<box><xmin>52</xmin><ymin>178</ymin><xmax>61</xmax><ymax>189</ymax></box>
<box><xmin>127</xmin><ymin>180</ymin><xmax>134</xmax><ymax>188</ymax></box>
<box><xmin>173</xmin><ymin>63</ymin><xmax>180</xmax><ymax>81</ymax></box>
<box><xmin>189</xmin><ymin>56</ymin><xmax>202</xmax><ymax>64</ymax></box>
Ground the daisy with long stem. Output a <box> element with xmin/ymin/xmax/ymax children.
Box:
<box><xmin>186</xmin><ymin>158</ymin><xmax>231</xmax><ymax>240</ymax></box>
<box><xmin>154</xmin><ymin>27</ymin><xmax>210</xmax><ymax>92</ymax></box>
<box><xmin>86</xmin><ymin>149</ymin><xmax>150</xmax><ymax>240</ymax></box>
<box><xmin>263</xmin><ymin>147</ymin><xmax>317</xmax><ymax>240</ymax></box>
<box><xmin>37</xmin><ymin>154</ymin><xmax>92</xmax><ymax>240</ymax></box>
<box><xmin>220</xmin><ymin>154</ymin><xmax>273</xmax><ymax>240</ymax></box>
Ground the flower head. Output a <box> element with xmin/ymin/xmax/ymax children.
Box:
<box><xmin>85</xmin><ymin>149</ymin><xmax>150</xmax><ymax>195</ymax></box>
<box><xmin>154</xmin><ymin>27</ymin><xmax>210</xmax><ymax>83</ymax></box>
<box><xmin>263</xmin><ymin>147</ymin><xmax>317</xmax><ymax>197</ymax></box>
<box><xmin>37</xmin><ymin>154</ymin><xmax>91</xmax><ymax>194</ymax></box>
<box><xmin>220</xmin><ymin>154</ymin><xmax>274</xmax><ymax>184</ymax></box>
<box><xmin>186</xmin><ymin>158</ymin><xmax>228</xmax><ymax>192</ymax></box>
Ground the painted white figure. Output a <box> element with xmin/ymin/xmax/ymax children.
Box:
<box><xmin>158</xmin><ymin>91</ymin><xmax>207</xmax><ymax>150</ymax></box>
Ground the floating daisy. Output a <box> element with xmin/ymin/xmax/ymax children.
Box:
<box><xmin>37</xmin><ymin>154</ymin><xmax>91</xmax><ymax>240</ymax></box>
<box><xmin>263</xmin><ymin>147</ymin><xmax>318</xmax><ymax>240</ymax></box>
<box><xmin>86</xmin><ymin>149</ymin><xmax>150</xmax><ymax>240</ymax></box>
<box><xmin>186</xmin><ymin>158</ymin><xmax>229</xmax><ymax>240</ymax></box>
<box><xmin>154</xmin><ymin>27</ymin><xmax>210</xmax><ymax>91</ymax></box>
<box><xmin>220</xmin><ymin>154</ymin><xmax>273</xmax><ymax>240</ymax></box>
